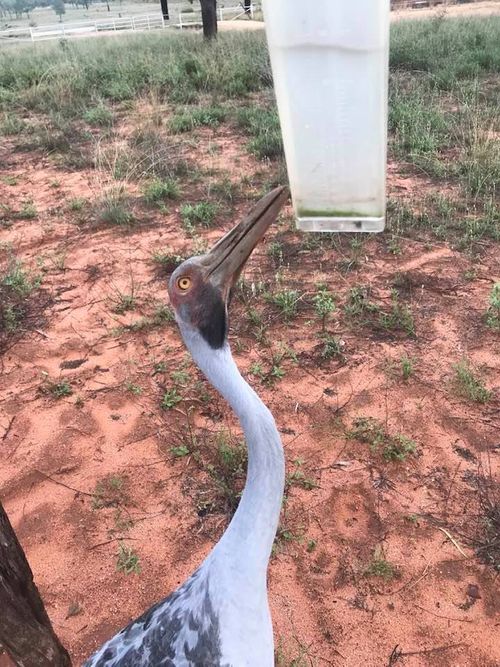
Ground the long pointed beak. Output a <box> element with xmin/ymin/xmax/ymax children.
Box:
<box><xmin>201</xmin><ymin>186</ymin><xmax>289</xmax><ymax>295</ymax></box>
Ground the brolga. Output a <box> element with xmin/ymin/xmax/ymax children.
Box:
<box><xmin>84</xmin><ymin>186</ymin><xmax>289</xmax><ymax>667</ymax></box>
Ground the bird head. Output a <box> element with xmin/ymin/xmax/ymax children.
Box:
<box><xmin>168</xmin><ymin>186</ymin><xmax>288</xmax><ymax>349</ymax></box>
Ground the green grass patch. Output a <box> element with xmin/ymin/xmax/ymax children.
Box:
<box><xmin>143</xmin><ymin>178</ymin><xmax>180</xmax><ymax>204</ymax></box>
<box><xmin>485</xmin><ymin>283</ymin><xmax>500</xmax><ymax>330</ymax></box>
<box><xmin>452</xmin><ymin>359</ymin><xmax>491</xmax><ymax>403</ymax></box>
<box><xmin>180</xmin><ymin>201</ymin><xmax>219</xmax><ymax>231</ymax></box>
<box><xmin>0</xmin><ymin>258</ymin><xmax>42</xmax><ymax>346</ymax></box>
<box><xmin>95</xmin><ymin>189</ymin><xmax>134</xmax><ymax>227</ymax></box>
<box><xmin>82</xmin><ymin>104</ymin><xmax>113</xmax><ymax>127</ymax></box>
<box><xmin>348</xmin><ymin>416</ymin><xmax>417</xmax><ymax>462</ymax></box>
<box><xmin>236</xmin><ymin>107</ymin><xmax>283</xmax><ymax>160</ymax></box>
<box><xmin>170</xmin><ymin>106</ymin><xmax>226</xmax><ymax>133</ymax></box>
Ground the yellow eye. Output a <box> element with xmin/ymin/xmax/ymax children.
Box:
<box><xmin>177</xmin><ymin>276</ymin><xmax>191</xmax><ymax>291</ymax></box>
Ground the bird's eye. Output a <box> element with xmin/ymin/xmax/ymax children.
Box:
<box><xmin>177</xmin><ymin>276</ymin><xmax>192</xmax><ymax>291</ymax></box>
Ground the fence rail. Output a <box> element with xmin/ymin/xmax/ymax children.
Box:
<box><xmin>179</xmin><ymin>4</ymin><xmax>255</xmax><ymax>28</ymax></box>
<box><xmin>0</xmin><ymin>4</ymin><xmax>260</xmax><ymax>44</ymax></box>
<box><xmin>0</xmin><ymin>13</ymin><xmax>168</xmax><ymax>43</ymax></box>
<box><xmin>390</xmin><ymin>0</ymin><xmax>485</xmax><ymax>8</ymax></box>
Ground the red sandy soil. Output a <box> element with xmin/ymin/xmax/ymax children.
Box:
<box><xmin>0</xmin><ymin>111</ymin><xmax>499</xmax><ymax>667</ymax></box>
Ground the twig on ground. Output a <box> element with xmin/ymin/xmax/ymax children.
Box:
<box><xmin>1</xmin><ymin>415</ymin><xmax>15</xmax><ymax>442</ymax></box>
<box><xmin>413</xmin><ymin>604</ymin><xmax>473</xmax><ymax>623</ymax></box>
<box><xmin>35</xmin><ymin>469</ymin><xmax>93</xmax><ymax>497</ymax></box>
<box><xmin>438</xmin><ymin>526</ymin><xmax>468</xmax><ymax>557</ymax></box>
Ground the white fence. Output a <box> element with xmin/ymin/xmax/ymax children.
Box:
<box><xmin>0</xmin><ymin>13</ymin><xmax>167</xmax><ymax>43</ymax></box>
<box><xmin>179</xmin><ymin>4</ymin><xmax>256</xmax><ymax>29</ymax></box>
<box><xmin>0</xmin><ymin>4</ymin><xmax>260</xmax><ymax>45</ymax></box>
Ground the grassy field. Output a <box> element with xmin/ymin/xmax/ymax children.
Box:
<box><xmin>0</xmin><ymin>15</ymin><xmax>499</xmax><ymax>667</ymax></box>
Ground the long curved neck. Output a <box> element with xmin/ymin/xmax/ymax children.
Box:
<box><xmin>180</xmin><ymin>325</ymin><xmax>285</xmax><ymax>573</ymax></box>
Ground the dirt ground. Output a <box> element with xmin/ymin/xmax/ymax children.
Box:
<box><xmin>392</xmin><ymin>1</ymin><xmax>500</xmax><ymax>21</ymax></box>
<box><xmin>0</xmin><ymin>100</ymin><xmax>499</xmax><ymax>667</ymax></box>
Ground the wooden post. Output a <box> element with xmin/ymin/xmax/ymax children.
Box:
<box><xmin>0</xmin><ymin>501</ymin><xmax>71</xmax><ymax>667</ymax></box>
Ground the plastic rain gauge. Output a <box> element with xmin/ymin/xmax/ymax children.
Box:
<box><xmin>263</xmin><ymin>0</ymin><xmax>390</xmax><ymax>232</ymax></box>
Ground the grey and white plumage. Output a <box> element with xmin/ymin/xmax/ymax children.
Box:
<box><xmin>84</xmin><ymin>187</ymin><xmax>288</xmax><ymax>667</ymax></box>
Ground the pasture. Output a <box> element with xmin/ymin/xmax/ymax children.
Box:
<box><xmin>0</xmin><ymin>13</ymin><xmax>499</xmax><ymax>667</ymax></box>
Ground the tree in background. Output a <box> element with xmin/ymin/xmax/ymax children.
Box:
<box><xmin>52</xmin><ymin>0</ymin><xmax>65</xmax><ymax>20</ymax></box>
<box><xmin>199</xmin><ymin>0</ymin><xmax>216</xmax><ymax>39</ymax></box>
<box><xmin>8</xmin><ymin>0</ymin><xmax>35</xmax><ymax>19</ymax></box>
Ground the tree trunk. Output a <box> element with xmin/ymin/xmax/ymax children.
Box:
<box><xmin>0</xmin><ymin>502</ymin><xmax>72</xmax><ymax>667</ymax></box>
<box><xmin>199</xmin><ymin>0</ymin><xmax>217</xmax><ymax>39</ymax></box>
<box><xmin>160</xmin><ymin>0</ymin><xmax>169</xmax><ymax>20</ymax></box>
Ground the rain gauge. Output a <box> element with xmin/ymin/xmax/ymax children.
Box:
<box><xmin>263</xmin><ymin>0</ymin><xmax>390</xmax><ymax>232</ymax></box>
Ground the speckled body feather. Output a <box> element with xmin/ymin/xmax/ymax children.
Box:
<box><xmin>83</xmin><ymin>566</ymin><xmax>225</xmax><ymax>667</ymax></box>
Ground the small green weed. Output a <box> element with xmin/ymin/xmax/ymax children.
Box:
<box><xmin>286</xmin><ymin>459</ymin><xmax>317</xmax><ymax>491</ymax></box>
<box><xmin>125</xmin><ymin>382</ymin><xmax>142</xmax><ymax>396</ymax></box>
<box><xmin>1</xmin><ymin>113</ymin><xmax>26</xmax><ymax>135</ymax></box>
<box><xmin>96</xmin><ymin>189</ymin><xmax>134</xmax><ymax>227</ymax></box>
<box><xmin>161</xmin><ymin>388</ymin><xmax>182</xmax><ymax>409</ymax></box>
<box><xmin>344</xmin><ymin>285</ymin><xmax>379</xmax><ymax>319</ymax></box>
<box><xmin>306</xmin><ymin>539</ymin><xmax>317</xmax><ymax>553</ymax></box>
<box><xmin>112</xmin><ymin>293</ymin><xmax>136</xmax><ymax>315</ymax></box>
<box><xmin>17</xmin><ymin>199</ymin><xmax>38</xmax><ymax>220</ymax></box>
<box><xmin>275</xmin><ymin>637</ymin><xmax>311</xmax><ymax>667</ymax></box>
<box><xmin>83</xmin><ymin>105</ymin><xmax>113</xmax><ymax>127</ymax></box>
<box><xmin>209</xmin><ymin>435</ymin><xmax>248</xmax><ymax>512</ymax></box>
<box><xmin>171</xmin><ymin>369</ymin><xmax>190</xmax><ymax>386</ymax></box>
<box><xmin>348</xmin><ymin>417</ymin><xmax>416</xmax><ymax>462</ymax></box>
<box><xmin>1</xmin><ymin>260</ymin><xmax>40</xmax><ymax>299</ymax></box>
<box><xmin>383</xmin><ymin>435</ymin><xmax>417</xmax><ymax>462</ymax></box>
<box><xmin>320</xmin><ymin>334</ymin><xmax>344</xmax><ymax>361</ymax></box>
<box><xmin>0</xmin><ymin>259</ymin><xmax>42</xmax><ymax>343</ymax></box>
<box><xmin>69</xmin><ymin>197</ymin><xmax>88</xmax><ymax>211</ymax></box>
<box><xmin>378</xmin><ymin>291</ymin><xmax>415</xmax><ymax>337</ymax></box>
<box><xmin>152</xmin><ymin>250</ymin><xmax>186</xmax><ymax>274</ymax></box>
<box><xmin>41</xmin><ymin>374</ymin><xmax>72</xmax><ymax>399</ymax></box>
<box><xmin>267</xmin><ymin>241</ymin><xmax>284</xmax><ymax>265</ymax></box>
<box><xmin>92</xmin><ymin>475</ymin><xmax>126</xmax><ymax>510</ymax></box>
<box><xmin>452</xmin><ymin>359</ymin><xmax>491</xmax><ymax>403</ymax></box>
<box><xmin>313</xmin><ymin>284</ymin><xmax>335</xmax><ymax>330</ymax></box>
<box><xmin>170</xmin><ymin>106</ymin><xmax>226</xmax><ymax>133</ymax></box>
<box><xmin>180</xmin><ymin>202</ymin><xmax>218</xmax><ymax>231</ymax></box>
<box><xmin>249</xmin><ymin>349</ymin><xmax>295</xmax><ymax>385</ymax></box>
<box><xmin>269</xmin><ymin>289</ymin><xmax>300</xmax><ymax>321</ymax></box>
<box><xmin>236</xmin><ymin>107</ymin><xmax>283</xmax><ymax>160</ymax></box>
<box><xmin>143</xmin><ymin>178</ymin><xmax>180</xmax><ymax>204</ymax></box>
<box><xmin>209</xmin><ymin>177</ymin><xmax>239</xmax><ymax>203</ymax></box>
<box><xmin>116</xmin><ymin>543</ymin><xmax>141</xmax><ymax>575</ymax></box>
<box><xmin>365</xmin><ymin>546</ymin><xmax>397</xmax><ymax>580</ymax></box>
<box><xmin>400</xmin><ymin>354</ymin><xmax>415</xmax><ymax>380</ymax></box>
<box><xmin>171</xmin><ymin>445</ymin><xmax>190</xmax><ymax>458</ymax></box>
<box><xmin>485</xmin><ymin>283</ymin><xmax>500</xmax><ymax>330</ymax></box>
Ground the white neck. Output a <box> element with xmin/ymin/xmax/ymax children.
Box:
<box><xmin>178</xmin><ymin>324</ymin><xmax>285</xmax><ymax>574</ymax></box>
